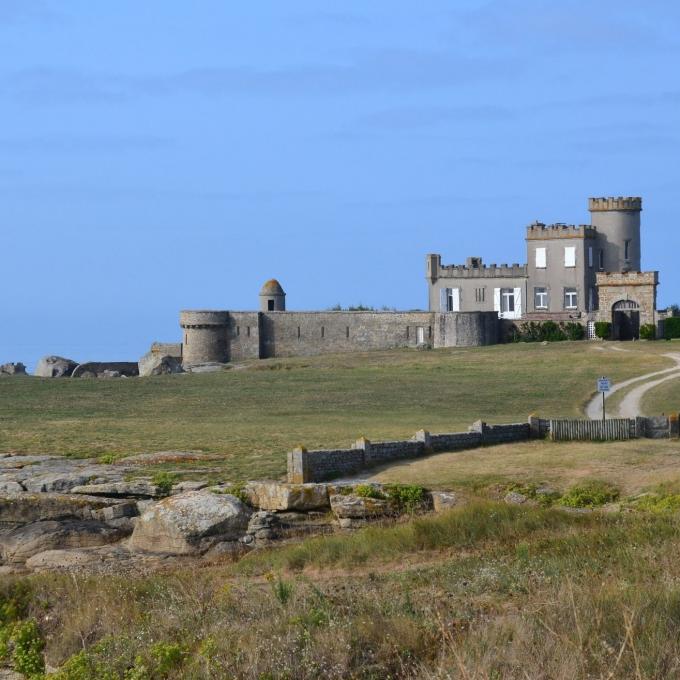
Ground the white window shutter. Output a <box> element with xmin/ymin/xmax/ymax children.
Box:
<box><xmin>564</xmin><ymin>246</ymin><xmax>576</xmax><ymax>267</ymax></box>
<box><xmin>514</xmin><ymin>287</ymin><xmax>522</xmax><ymax>318</ymax></box>
<box><xmin>535</xmin><ymin>247</ymin><xmax>546</xmax><ymax>268</ymax></box>
<box><xmin>439</xmin><ymin>288</ymin><xmax>448</xmax><ymax>312</ymax></box>
<box><xmin>452</xmin><ymin>288</ymin><xmax>460</xmax><ymax>311</ymax></box>
<box><xmin>493</xmin><ymin>288</ymin><xmax>501</xmax><ymax>314</ymax></box>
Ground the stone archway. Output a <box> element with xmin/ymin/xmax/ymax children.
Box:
<box><xmin>612</xmin><ymin>299</ymin><xmax>640</xmax><ymax>340</ymax></box>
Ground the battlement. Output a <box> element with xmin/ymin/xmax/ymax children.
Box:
<box><xmin>589</xmin><ymin>197</ymin><xmax>642</xmax><ymax>212</ymax></box>
<box><xmin>596</xmin><ymin>271</ymin><xmax>658</xmax><ymax>287</ymax></box>
<box><xmin>438</xmin><ymin>262</ymin><xmax>527</xmax><ymax>278</ymax></box>
<box><xmin>179</xmin><ymin>310</ymin><xmax>230</xmax><ymax>328</ymax></box>
<box><xmin>526</xmin><ymin>222</ymin><xmax>597</xmax><ymax>240</ymax></box>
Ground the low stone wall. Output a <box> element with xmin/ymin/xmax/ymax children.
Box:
<box><xmin>71</xmin><ymin>362</ymin><xmax>140</xmax><ymax>378</ymax></box>
<box><xmin>288</xmin><ymin>420</ymin><xmax>532</xmax><ymax>483</ymax></box>
<box><xmin>287</xmin><ymin>414</ymin><xmax>680</xmax><ymax>483</ymax></box>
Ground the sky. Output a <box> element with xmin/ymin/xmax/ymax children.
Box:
<box><xmin>2</xmin><ymin>0</ymin><xmax>680</xmax><ymax>371</ymax></box>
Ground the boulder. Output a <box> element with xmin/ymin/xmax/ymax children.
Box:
<box><xmin>0</xmin><ymin>481</ymin><xmax>24</xmax><ymax>493</ymax></box>
<box><xmin>504</xmin><ymin>491</ymin><xmax>528</xmax><ymax>505</ymax></box>
<box><xmin>100</xmin><ymin>370</ymin><xmax>121</xmax><ymax>378</ymax></box>
<box><xmin>245</xmin><ymin>482</ymin><xmax>329</xmax><ymax>511</ymax></box>
<box><xmin>34</xmin><ymin>355</ymin><xmax>78</xmax><ymax>378</ymax></box>
<box><xmin>429</xmin><ymin>491</ymin><xmax>459</xmax><ymax>512</ymax></box>
<box><xmin>0</xmin><ymin>362</ymin><xmax>27</xmax><ymax>376</ymax></box>
<box><xmin>25</xmin><ymin>548</ymin><xmax>100</xmax><ymax>572</ymax></box>
<box><xmin>329</xmin><ymin>494</ymin><xmax>391</xmax><ymax>519</ymax></box>
<box><xmin>138</xmin><ymin>352</ymin><xmax>185</xmax><ymax>377</ymax></box>
<box><xmin>0</xmin><ymin>519</ymin><xmax>128</xmax><ymax>563</ymax></box>
<box><xmin>128</xmin><ymin>491</ymin><xmax>251</xmax><ymax>555</ymax></box>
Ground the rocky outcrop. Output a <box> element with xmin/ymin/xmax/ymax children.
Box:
<box><xmin>71</xmin><ymin>362</ymin><xmax>139</xmax><ymax>378</ymax></box>
<box><xmin>0</xmin><ymin>492</ymin><xmax>136</xmax><ymax>525</ymax></box>
<box><xmin>242</xmin><ymin>511</ymin><xmax>279</xmax><ymax>544</ymax></box>
<box><xmin>128</xmin><ymin>491</ymin><xmax>251</xmax><ymax>555</ymax></box>
<box><xmin>329</xmin><ymin>494</ymin><xmax>391</xmax><ymax>519</ymax></box>
<box><xmin>0</xmin><ymin>519</ymin><xmax>128</xmax><ymax>563</ymax></box>
<box><xmin>429</xmin><ymin>491</ymin><xmax>459</xmax><ymax>512</ymax></box>
<box><xmin>71</xmin><ymin>480</ymin><xmax>159</xmax><ymax>498</ymax></box>
<box><xmin>22</xmin><ymin>472</ymin><xmax>92</xmax><ymax>494</ymax></box>
<box><xmin>245</xmin><ymin>482</ymin><xmax>329</xmax><ymax>511</ymax></box>
<box><xmin>138</xmin><ymin>352</ymin><xmax>185</xmax><ymax>377</ymax></box>
<box><xmin>0</xmin><ymin>362</ymin><xmax>27</xmax><ymax>376</ymax></box>
<box><xmin>34</xmin><ymin>355</ymin><xmax>78</xmax><ymax>378</ymax></box>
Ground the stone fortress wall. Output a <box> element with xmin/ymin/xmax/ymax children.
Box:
<box><xmin>180</xmin><ymin>308</ymin><xmax>499</xmax><ymax>365</ymax></box>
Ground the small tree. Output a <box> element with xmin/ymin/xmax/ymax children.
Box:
<box><xmin>640</xmin><ymin>324</ymin><xmax>657</xmax><ymax>340</ymax></box>
<box><xmin>594</xmin><ymin>321</ymin><xmax>611</xmax><ymax>339</ymax></box>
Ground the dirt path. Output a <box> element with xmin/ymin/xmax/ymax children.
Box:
<box><xmin>585</xmin><ymin>352</ymin><xmax>680</xmax><ymax>419</ymax></box>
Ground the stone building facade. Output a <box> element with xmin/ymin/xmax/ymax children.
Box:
<box><xmin>158</xmin><ymin>195</ymin><xmax>664</xmax><ymax>367</ymax></box>
<box><xmin>427</xmin><ymin>196</ymin><xmax>661</xmax><ymax>339</ymax></box>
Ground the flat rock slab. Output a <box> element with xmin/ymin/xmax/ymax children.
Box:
<box><xmin>129</xmin><ymin>491</ymin><xmax>251</xmax><ymax>555</ymax></box>
<box><xmin>71</xmin><ymin>480</ymin><xmax>159</xmax><ymax>498</ymax></box>
<box><xmin>245</xmin><ymin>482</ymin><xmax>330</xmax><ymax>511</ymax></box>
<box><xmin>0</xmin><ymin>492</ymin><xmax>137</xmax><ymax>525</ymax></box>
<box><xmin>0</xmin><ymin>519</ymin><xmax>129</xmax><ymax>563</ymax></box>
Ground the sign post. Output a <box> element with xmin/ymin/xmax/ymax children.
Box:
<box><xmin>597</xmin><ymin>376</ymin><xmax>611</xmax><ymax>423</ymax></box>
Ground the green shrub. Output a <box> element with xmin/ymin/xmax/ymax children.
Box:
<box><xmin>541</xmin><ymin>320</ymin><xmax>566</xmax><ymax>342</ymax></box>
<box><xmin>559</xmin><ymin>481</ymin><xmax>619</xmax><ymax>508</ymax></box>
<box><xmin>385</xmin><ymin>484</ymin><xmax>426</xmax><ymax>513</ymax></box>
<box><xmin>594</xmin><ymin>321</ymin><xmax>611</xmax><ymax>339</ymax></box>
<box><xmin>152</xmin><ymin>472</ymin><xmax>177</xmax><ymax>497</ymax></box>
<box><xmin>97</xmin><ymin>453</ymin><xmax>116</xmax><ymax>465</ymax></box>
<box><xmin>640</xmin><ymin>323</ymin><xmax>657</xmax><ymax>340</ymax></box>
<box><xmin>563</xmin><ymin>322</ymin><xmax>585</xmax><ymax>341</ymax></box>
<box><xmin>665</xmin><ymin>317</ymin><xmax>680</xmax><ymax>339</ymax></box>
<box><xmin>633</xmin><ymin>494</ymin><xmax>680</xmax><ymax>513</ymax></box>
<box><xmin>150</xmin><ymin>641</ymin><xmax>187</xmax><ymax>676</ymax></box>
<box><xmin>11</xmin><ymin>619</ymin><xmax>44</xmax><ymax>678</ymax></box>
<box><xmin>269</xmin><ymin>574</ymin><xmax>294</xmax><ymax>606</ymax></box>
<box><xmin>354</xmin><ymin>484</ymin><xmax>386</xmax><ymax>500</ymax></box>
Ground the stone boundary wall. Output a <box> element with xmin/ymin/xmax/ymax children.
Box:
<box><xmin>287</xmin><ymin>420</ymin><xmax>531</xmax><ymax>483</ymax></box>
<box><xmin>288</xmin><ymin>415</ymin><xmax>680</xmax><ymax>483</ymax></box>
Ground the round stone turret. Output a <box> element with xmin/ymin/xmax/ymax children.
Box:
<box><xmin>588</xmin><ymin>196</ymin><xmax>642</xmax><ymax>273</ymax></box>
<box><xmin>179</xmin><ymin>310</ymin><xmax>229</xmax><ymax>367</ymax></box>
<box><xmin>259</xmin><ymin>279</ymin><xmax>286</xmax><ymax>312</ymax></box>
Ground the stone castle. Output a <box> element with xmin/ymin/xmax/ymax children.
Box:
<box><xmin>166</xmin><ymin>196</ymin><xmax>663</xmax><ymax>368</ymax></box>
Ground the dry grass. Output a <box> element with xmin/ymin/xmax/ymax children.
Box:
<box><xmin>364</xmin><ymin>438</ymin><xmax>680</xmax><ymax>495</ymax></box>
<box><xmin>0</xmin><ymin>342</ymin><xmax>673</xmax><ymax>481</ymax></box>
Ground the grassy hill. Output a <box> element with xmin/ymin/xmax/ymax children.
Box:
<box><xmin>0</xmin><ymin>343</ymin><xmax>674</xmax><ymax>479</ymax></box>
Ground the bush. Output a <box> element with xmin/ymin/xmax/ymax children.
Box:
<box><xmin>354</xmin><ymin>484</ymin><xmax>386</xmax><ymax>500</ymax></box>
<box><xmin>640</xmin><ymin>323</ymin><xmax>657</xmax><ymax>340</ymax></box>
<box><xmin>594</xmin><ymin>321</ymin><xmax>611</xmax><ymax>339</ymax></box>
<box><xmin>665</xmin><ymin>317</ymin><xmax>680</xmax><ymax>339</ymax></box>
<box><xmin>563</xmin><ymin>322</ymin><xmax>585</xmax><ymax>341</ymax></box>
<box><xmin>385</xmin><ymin>484</ymin><xmax>426</xmax><ymax>513</ymax></box>
<box><xmin>559</xmin><ymin>481</ymin><xmax>619</xmax><ymax>508</ymax></box>
<box><xmin>11</xmin><ymin>619</ymin><xmax>44</xmax><ymax>678</ymax></box>
<box><xmin>152</xmin><ymin>472</ymin><xmax>177</xmax><ymax>498</ymax></box>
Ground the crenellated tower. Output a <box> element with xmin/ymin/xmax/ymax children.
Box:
<box><xmin>588</xmin><ymin>196</ymin><xmax>642</xmax><ymax>273</ymax></box>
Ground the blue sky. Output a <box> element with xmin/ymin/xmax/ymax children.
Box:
<box><xmin>2</xmin><ymin>1</ymin><xmax>679</xmax><ymax>370</ymax></box>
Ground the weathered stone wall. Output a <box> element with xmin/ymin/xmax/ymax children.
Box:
<box><xmin>595</xmin><ymin>271</ymin><xmax>658</xmax><ymax>328</ymax></box>
<box><xmin>150</xmin><ymin>342</ymin><xmax>182</xmax><ymax>358</ymax></box>
<box><xmin>259</xmin><ymin>311</ymin><xmax>435</xmax><ymax>358</ymax></box>
<box><xmin>287</xmin><ymin>421</ymin><xmax>533</xmax><ymax>483</ymax></box>
<box><xmin>180</xmin><ymin>311</ymin><xmax>229</xmax><ymax>367</ymax></box>
<box><xmin>434</xmin><ymin>312</ymin><xmax>499</xmax><ymax>347</ymax></box>
<box><xmin>227</xmin><ymin>312</ymin><xmax>261</xmax><ymax>361</ymax></box>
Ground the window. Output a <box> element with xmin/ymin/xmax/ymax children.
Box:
<box><xmin>267</xmin><ymin>300</ymin><xmax>275</xmax><ymax>311</ymax></box>
<box><xmin>475</xmin><ymin>287</ymin><xmax>485</xmax><ymax>303</ymax></box>
<box><xmin>346</xmin><ymin>326</ymin><xmax>350</xmax><ymax>338</ymax></box>
<box><xmin>440</xmin><ymin>287</ymin><xmax>460</xmax><ymax>311</ymax></box>
<box><xmin>236</xmin><ymin>326</ymin><xmax>240</xmax><ymax>336</ymax></box>
<box><xmin>624</xmin><ymin>239</ymin><xmax>631</xmax><ymax>260</ymax></box>
<box><xmin>588</xmin><ymin>246</ymin><xmax>593</xmax><ymax>268</ymax></box>
<box><xmin>297</xmin><ymin>326</ymin><xmax>301</xmax><ymax>339</ymax></box>
<box><xmin>416</xmin><ymin>327</ymin><xmax>425</xmax><ymax>344</ymax></box>
<box><xmin>599</xmin><ymin>250</ymin><xmax>604</xmax><ymax>270</ymax></box>
<box><xmin>564</xmin><ymin>246</ymin><xmax>576</xmax><ymax>268</ymax></box>
<box><xmin>501</xmin><ymin>288</ymin><xmax>515</xmax><ymax>313</ymax></box>
<box><xmin>321</xmin><ymin>326</ymin><xmax>325</xmax><ymax>338</ymax></box>
<box><xmin>534</xmin><ymin>287</ymin><xmax>548</xmax><ymax>309</ymax></box>
<box><xmin>185</xmin><ymin>333</ymin><xmax>188</xmax><ymax>345</ymax></box>
<box><xmin>564</xmin><ymin>287</ymin><xmax>578</xmax><ymax>309</ymax></box>
<box><xmin>246</xmin><ymin>326</ymin><xmax>251</xmax><ymax>337</ymax></box>
<box><xmin>535</xmin><ymin>247</ymin><xmax>546</xmax><ymax>269</ymax></box>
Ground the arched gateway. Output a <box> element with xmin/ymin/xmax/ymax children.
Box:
<box><xmin>612</xmin><ymin>299</ymin><xmax>640</xmax><ymax>340</ymax></box>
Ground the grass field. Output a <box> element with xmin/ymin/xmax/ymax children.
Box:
<box><xmin>642</xmin><ymin>371</ymin><xmax>680</xmax><ymax>415</ymax></box>
<box><xmin>0</xmin><ymin>342</ymin><xmax>673</xmax><ymax>480</ymax></box>
<box><xmin>365</xmin><ymin>438</ymin><xmax>680</xmax><ymax>496</ymax></box>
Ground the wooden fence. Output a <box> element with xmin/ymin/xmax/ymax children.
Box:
<box><xmin>549</xmin><ymin>418</ymin><xmax>635</xmax><ymax>442</ymax></box>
